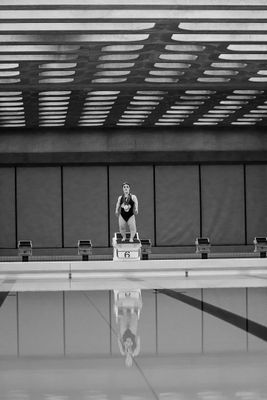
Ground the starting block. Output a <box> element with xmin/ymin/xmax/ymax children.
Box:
<box><xmin>112</xmin><ymin>232</ymin><xmax>141</xmax><ymax>261</ymax></box>
<box><xmin>113</xmin><ymin>289</ymin><xmax>142</xmax><ymax>323</ymax></box>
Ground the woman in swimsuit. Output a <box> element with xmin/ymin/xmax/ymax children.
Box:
<box><xmin>115</xmin><ymin>182</ymin><xmax>138</xmax><ymax>242</ymax></box>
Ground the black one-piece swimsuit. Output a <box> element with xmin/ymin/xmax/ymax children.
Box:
<box><xmin>120</xmin><ymin>195</ymin><xmax>135</xmax><ymax>222</ymax></box>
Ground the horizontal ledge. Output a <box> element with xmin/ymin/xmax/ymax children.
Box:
<box><xmin>1</xmin><ymin>151</ymin><xmax>267</xmax><ymax>164</ymax></box>
<box><xmin>1</xmin><ymin>257</ymin><xmax>266</xmax><ymax>271</ymax></box>
<box><xmin>0</xmin><ymin>258</ymin><xmax>266</xmax><ymax>291</ymax></box>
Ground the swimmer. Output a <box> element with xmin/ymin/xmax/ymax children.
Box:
<box><xmin>115</xmin><ymin>182</ymin><xmax>138</xmax><ymax>242</ymax></box>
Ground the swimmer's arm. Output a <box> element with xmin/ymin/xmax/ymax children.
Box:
<box><xmin>132</xmin><ymin>194</ymin><xmax>138</xmax><ymax>215</ymax></box>
<box><xmin>133</xmin><ymin>336</ymin><xmax>140</xmax><ymax>356</ymax></box>
<box><xmin>118</xmin><ymin>338</ymin><xmax>125</xmax><ymax>355</ymax></box>
<box><xmin>115</xmin><ymin>196</ymin><xmax>122</xmax><ymax>217</ymax></box>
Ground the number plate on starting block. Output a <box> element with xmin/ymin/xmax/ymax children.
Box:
<box><xmin>117</xmin><ymin>250</ymin><xmax>140</xmax><ymax>259</ymax></box>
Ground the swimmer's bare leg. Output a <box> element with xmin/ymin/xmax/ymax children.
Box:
<box><xmin>128</xmin><ymin>215</ymin><xmax>136</xmax><ymax>242</ymax></box>
<box><xmin>119</xmin><ymin>215</ymin><xmax>127</xmax><ymax>241</ymax></box>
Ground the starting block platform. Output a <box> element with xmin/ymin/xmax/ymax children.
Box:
<box><xmin>112</xmin><ymin>232</ymin><xmax>141</xmax><ymax>261</ymax></box>
<box><xmin>113</xmin><ymin>289</ymin><xmax>142</xmax><ymax>322</ymax></box>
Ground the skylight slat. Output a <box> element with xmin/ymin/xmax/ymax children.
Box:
<box><xmin>2</xmin><ymin>10</ymin><xmax>267</xmax><ymax>19</ymax></box>
<box><xmin>0</xmin><ymin>23</ymin><xmax>155</xmax><ymax>31</ymax></box>
<box><xmin>173</xmin><ymin>34</ymin><xmax>267</xmax><ymax>42</ymax></box>
<box><xmin>0</xmin><ymin>35</ymin><xmax>149</xmax><ymax>43</ymax></box>
<box><xmin>2</xmin><ymin>1</ymin><xmax>267</xmax><ymax>5</ymax></box>
<box><xmin>180</xmin><ymin>23</ymin><xmax>267</xmax><ymax>31</ymax></box>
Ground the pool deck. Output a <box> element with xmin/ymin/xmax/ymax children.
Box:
<box><xmin>0</xmin><ymin>257</ymin><xmax>267</xmax><ymax>291</ymax></box>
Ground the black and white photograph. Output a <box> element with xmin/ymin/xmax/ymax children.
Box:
<box><xmin>0</xmin><ymin>1</ymin><xmax>267</xmax><ymax>399</ymax></box>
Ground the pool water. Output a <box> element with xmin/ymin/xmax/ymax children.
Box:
<box><xmin>0</xmin><ymin>288</ymin><xmax>266</xmax><ymax>399</ymax></box>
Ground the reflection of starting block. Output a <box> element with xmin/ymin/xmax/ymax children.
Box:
<box><xmin>114</xmin><ymin>289</ymin><xmax>142</xmax><ymax>322</ymax></box>
<box><xmin>112</xmin><ymin>232</ymin><xmax>141</xmax><ymax>261</ymax></box>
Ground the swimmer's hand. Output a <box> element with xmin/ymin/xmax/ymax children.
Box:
<box><xmin>115</xmin><ymin>211</ymin><xmax>119</xmax><ymax>217</ymax></box>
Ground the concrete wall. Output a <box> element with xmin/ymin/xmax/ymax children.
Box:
<box><xmin>0</xmin><ymin>128</ymin><xmax>267</xmax><ymax>164</ymax></box>
<box><xmin>0</xmin><ymin>288</ymin><xmax>266</xmax><ymax>357</ymax></box>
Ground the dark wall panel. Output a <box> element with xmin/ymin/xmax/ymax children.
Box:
<box><xmin>201</xmin><ymin>165</ymin><xmax>245</xmax><ymax>245</ymax></box>
<box><xmin>0</xmin><ymin>294</ymin><xmax>17</xmax><ymax>356</ymax></box>
<box><xmin>203</xmin><ymin>288</ymin><xmax>247</xmax><ymax>352</ymax></box>
<box><xmin>246</xmin><ymin>165</ymin><xmax>267</xmax><ymax>242</ymax></box>
<box><xmin>157</xmin><ymin>290</ymin><xmax>202</xmax><ymax>354</ymax></box>
<box><xmin>155</xmin><ymin>166</ymin><xmax>200</xmax><ymax>246</ymax></box>
<box><xmin>247</xmin><ymin>287</ymin><xmax>267</xmax><ymax>351</ymax></box>
<box><xmin>63</xmin><ymin>167</ymin><xmax>108</xmax><ymax>247</ymax></box>
<box><xmin>17</xmin><ymin>167</ymin><xmax>62</xmax><ymax>247</ymax></box>
<box><xmin>109</xmin><ymin>166</ymin><xmax>154</xmax><ymax>244</ymax></box>
<box><xmin>1</xmin><ymin>162</ymin><xmax>266</xmax><ymax>250</ymax></box>
<box><xmin>0</xmin><ymin>168</ymin><xmax>16</xmax><ymax>247</ymax></box>
<box><xmin>65</xmin><ymin>291</ymin><xmax>110</xmax><ymax>355</ymax></box>
<box><xmin>18</xmin><ymin>292</ymin><xmax>64</xmax><ymax>356</ymax></box>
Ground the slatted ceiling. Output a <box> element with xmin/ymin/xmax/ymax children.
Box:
<box><xmin>1</xmin><ymin>0</ymin><xmax>267</xmax><ymax>3</ymax></box>
<box><xmin>0</xmin><ymin>3</ymin><xmax>267</xmax><ymax>128</ymax></box>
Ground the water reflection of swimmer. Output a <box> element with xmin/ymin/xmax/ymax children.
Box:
<box><xmin>114</xmin><ymin>289</ymin><xmax>142</xmax><ymax>367</ymax></box>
